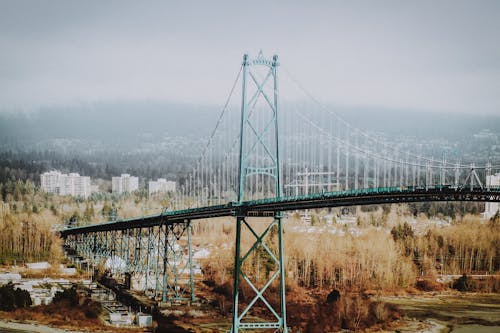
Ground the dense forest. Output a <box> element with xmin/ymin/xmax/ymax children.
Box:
<box><xmin>0</xmin><ymin>149</ymin><xmax>195</xmax><ymax>187</ymax></box>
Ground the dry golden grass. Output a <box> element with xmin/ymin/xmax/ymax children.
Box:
<box><xmin>0</xmin><ymin>210</ymin><xmax>62</xmax><ymax>264</ymax></box>
<box><xmin>286</xmin><ymin>226</ymin><xmax>416</xmax><ymax>291</ymax></box>
<box><xmin>194</xmin><ymin>207</ymin><xmax>499</xmax><ymax>295</ymax></box>
<box><xmin>195</xmin><ymin>215</ymin><xmax>417</xmax><ymax>293</ymax></box>
<box><xmin>413</xmin><ymin>215</ymin><xmax>499</xmax><ymax>276</ymax></box>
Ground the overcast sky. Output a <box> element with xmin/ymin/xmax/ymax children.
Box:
<box><xmin>1</xmin><ymin>0</ymin><xmax>499</xmax><ymax>114</ymax></box>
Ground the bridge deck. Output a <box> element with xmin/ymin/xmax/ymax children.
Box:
<box><xmin>60</xmin><ymin>186</ymin><xmax>500</xmax><ymax>236</ymax></box>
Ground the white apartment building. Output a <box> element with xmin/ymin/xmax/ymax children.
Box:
<box><xmin>40</xmin><ymin>171</ymin><xmax>60</xmax><ymax>194</ymax></box>
<box><xmin>112</xmin><ymin>174</ymin><xmax>139</xmax><ymax>194</ymax></box>
<box><xmin>484</xmin><ymin>172</ymin><xmax>500</xmax><ymax>218</ymax></box>
<box><xmin>40</xmin><ymin>171</ymin><xmax>91</xmax><ymax>198</ymax></box>
<box><xmin>148</xmin><ymin>178</ymin><xmax>176</xmax><ymax>195</ymax></box>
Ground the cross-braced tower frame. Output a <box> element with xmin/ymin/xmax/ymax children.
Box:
<box><xmin>232</xmin><ymin>52</ymin><xmax>288</xmax><ymax>332</ymax></box>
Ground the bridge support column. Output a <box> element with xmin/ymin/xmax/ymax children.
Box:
<box><xmin>154</xmin><ymin>224</ymin><xmax>166</xmax><ymax>299</ymax></box>
<box><xmin>160</xmin><ymin>221</ymin><xmax>196</xmax><ymax>303</ymax></box>
<box><xmin>231</xmin><ymin>213</ymin><xmax>288</xmax><ymax>333</ymax></box>
<box><xmin>122</xmin><ymin>229</ymin><xmax>131</xmax><ymax>280</ymax></box>
<box><xmin>131</xmin><ymin>228</ymin><xmax>146</xmax><ymax>290</ymax></box>
<box><xmin>92</xmin><ymin>232</ymin><xmax>99</xmax><ymax>267</ymax></box>
<box><xmin>117</xmin><ymin>229</ymin><xmax>127</xmax><ymax>278</ymax></box>
<box><xmin>145</xmin><ymin>227</ymin><xmax>155</xmax><ymax>292</ymax></box>
<box><xmin>109</xmin><ymin>230</ymin><xmax>118</xmax><ymax>276</ymax></box>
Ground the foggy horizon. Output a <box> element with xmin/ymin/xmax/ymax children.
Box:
<box><xmin>1</xmin><ymin>0</ymin><xmax>500</xmax><ymax>115</ymax></box>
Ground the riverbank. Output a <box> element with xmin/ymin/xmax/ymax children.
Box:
<box><xmin>381</xmin><ymin>293</ymin><xmax>500</xmax><ymax>332</ymax></box>
<box><xmin>0</xmin><ymin>320</ymin><xmax>86</xmax><ymax>333</ymax></box>
<box><xmin>385</xmin><ymin>318</ymin><xmax>448</xmax><ymax>333</ymax></box>
<box><xmin>0</xmin><ymin>319</ymin><xmax>147</xmax><ymax>333</ymax></box>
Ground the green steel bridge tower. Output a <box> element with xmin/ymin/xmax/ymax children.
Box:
<box><xmin>232</xmin><ymin>52</ymin><xmax>288</xmax><ymax>332</ymax></box>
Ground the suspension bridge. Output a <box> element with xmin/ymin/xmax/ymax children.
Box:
<box><xmin>61</xmin><ymin>52</ymin><xmax>500</xmax><ymax>332</ymax></box>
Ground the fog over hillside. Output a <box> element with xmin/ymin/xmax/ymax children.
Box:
<box><xmin>1</xmin><ymin>102</ymin><xmax>498</xmax><ymax>185</ymax></box>
<box><xmin>1</xmin><ymin>102</ymin><xmax>499</xmax><ymax>150</ymax></box>
<box><xmin>0</xmin><ymin>102</ymin><xmax>218</xmax><ymax>147</ymax></box>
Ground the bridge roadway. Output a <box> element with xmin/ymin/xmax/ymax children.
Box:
<box><xmin>60</xmin><ymin>185</ymin><xmax>500</xmax><ymax>236</ymax></box>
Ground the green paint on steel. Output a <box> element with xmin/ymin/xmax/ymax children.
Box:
<box><xmin>61</xmin><ymin>186</ymin><xmax>500</xmax><ymax>236</ymax></box>
<box><xmin>232</xmin><ymin>53</ymin><xmax>287</xmax><ymax>333</ymax></box>
<box><xmin>236</xmin><ymin>52</ymin><xmax>281</xmax><ymax>203</ymax></box>
<box><xmin>159</xmin><ymin>222</ymin><xmax>196</xmax><ymax>303</ymax></box>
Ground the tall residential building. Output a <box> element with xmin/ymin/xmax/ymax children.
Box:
<box><xmin>112</xmin><ymin>174</ymin><xmax>139</xmax><ymax>194</ymax></box>
<box><xmin>40</xmin><ymin>171</ymin><xmax>61</xmax><ymax>194</ymax></box>
<box><xmin>148</xmin><ymin>178</ymin><xmax>176</xmax><ymax>195</ymax></box>
<box><xmin>484</xmin><ymin>173</ymin><xmax>500</xmax><ymax>218</ymax></box>
<box><xmin>40</xmin><ymin>171</ymin><xmax>91</xmax><ymax>198</ymax></box>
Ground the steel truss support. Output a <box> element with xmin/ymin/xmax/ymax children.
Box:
<box><xmin>232</xmin><ymin>213</ymin><xmax>287</xmax><ymax>332</ymax></box>
<box><xmin>118</xmin><ymin>229</ymin><xmax>129</xmax><ymax>277</ymax></box>
<box><xmin>108</xmin><ymin>230</ymin><xmax>119</xmax><ymax>275</ymax></box>
<box><xmin>131</xmin><ymin>227</ymin><xmax>148</xmax><ymax>290</ymax></box>
<box><xmin>145</xmin><ymin>226</ymin><xmax>156</xmax><ymax>292</ymax></box>
<box><xmin>93</xmin><ymin>231</ymin><xmax>106</xmax><ymax>267</ymax></box>
<box><xmin>128</xmin><ymin>227</ymin><xmax>160</xmax><ymax>294</ymax></box>
<box><xmin>160</xmin><ymin>221</ymin><xmax>196</xmax><ymax>303</ymax></box>
<box><xmin>155</xmin><ymin>224</ymin><xmax>166</xmax><ymax>299</ymax></box>
<box><xmin>62</xmin><ymin>222</ymin><xmax>196</xmax><ymax>303</ymax></box>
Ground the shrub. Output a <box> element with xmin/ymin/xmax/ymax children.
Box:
<box><xmin>84</xmin><ymin>308</ymin><xmax>98</xmax><ymax>318</ymax></box>
<box><xmin>14</xmin><ymin>288</ymin><xmax>32</xmax><ymax>308</ymax></box>
<box><xmin>53</xmin><ymin>286</ymin><xmax>79</xmax><ymax>306</ymax></box>
<box><xmin>0</xmin><ymin>282</ymin><xmax>32</xmax><ymax>311</ymax></box>
<box><xmin>302</xmin><ymin>294</ymin><xmax>400</xmax><ymax>332</ymax></box>
<box><xmin>415</xmin><ymin>278</ymin><xmax>444</xmax><ymax>291</ymax></box>
<box><xmin>0</xmin><ymin>284</ymin><xmax>16</xmax><ymax>311</ymax></box>
<box><xmin>326</xmin><ymin>289</ymin><xmax>340</xmax><ymax>303</ymax></box>
<box><xmin>452</xmin><ymin>273</ymin><xmax>472</xmax><ymax>292</ymax></box>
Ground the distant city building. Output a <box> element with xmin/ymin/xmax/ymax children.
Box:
<box><xmin>40</xmin><ymin>171</ymin><xmax>91</xmax><ymax>198</ymax></box>
<box><xmin>40</xmin><ymin>171</ymin><xmax>60</xmax><ymax>194</ymax></box>
<box><xmin>484</xmin><ymin>172</ymin><xmax>500</xmax><ymax>218</ymax></box>
<box><xmin>148</xmin><ymin>178</ymin><xmax>176</xmax><ymax>195</ymax></box>
<box><xmin>112</xmin><ymin>174</ymin><xmax>139</xmax><ymax>194</ymax></box>
<box><xmin>473</xmin><ymin>129</ymin><xmax>498</xmax><ymax>142</ymax></box>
